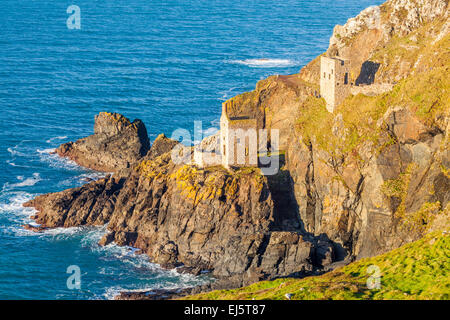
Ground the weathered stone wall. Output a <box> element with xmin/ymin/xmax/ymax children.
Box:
<box><xmin>320</xmin><ymin>56</ymin><xmax>351</xmax><ymax>112</ymax></box>
<box><xmin>226</xmin><ymin>119</ymin><xmax>258</xmax><ymax>168</ymax></box>
<box><xmin>220</xmin><ymin>101</ymin><xmax>259</xmax><ymax>169</ymax></box>
<box><xmin>194</xmin><ymin>133</ymin><xmax>222</xmax><ymax>168</ymax></box>
<box><xmin>350</xmin><ymin>83</ymin><xmax>394</xmax><ymax>96</ymax></box>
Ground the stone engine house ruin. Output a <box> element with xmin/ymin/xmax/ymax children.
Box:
<box><xmin>320</xmin><ymin>56</ymin><xmax>351</xmax><ymax>113</ymax></box>
<box><xmin>220</xmin><ymin>100</ymin><xmax>259</xmax><ymax>169</ymax></box>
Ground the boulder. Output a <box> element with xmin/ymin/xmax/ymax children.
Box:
<box><xmin>146</xmin><ymin>133</ymin><xmax>180</xmax><ymax>160</ymax></box>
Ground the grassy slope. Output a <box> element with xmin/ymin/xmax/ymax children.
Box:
<box><xmin>183</xmin><ymin>231</ymin><xmax>450</xmax><ymax>300</ymax></box>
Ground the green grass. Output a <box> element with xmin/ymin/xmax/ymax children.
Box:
<box><xmin>182</xmin><ymin>231</ymin><xmax>450</xmax><ymax>300</ymax></box>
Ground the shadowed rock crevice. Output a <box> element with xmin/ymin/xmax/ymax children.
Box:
<box><xmin>355</xmin><ymin>60</ymin><xmax>380</xmax><ymax>85</ymax></box>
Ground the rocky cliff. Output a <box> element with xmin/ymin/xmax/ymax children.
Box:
<box><xmin>24</xmin><ymin>114</ymin><xmax>335</xmax><ymax>288</ymax></box>
<box><xmin>22</xmin><ymin>0</ymin><xmax>449</xmax><ymax>296</ymax></box>
<box><xmin>223</xmin><ymin>0</ymin><xmax>449</xmax><ymax>260</ymax></box>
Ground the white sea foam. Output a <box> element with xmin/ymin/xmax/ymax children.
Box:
<box><xmin>6</xmin><ymin>159</ymin><xmax>32</xmax><ymax>169</ymax></box>
<box><xmin>36</xmin><ymin>147</ymin><xmax>81</xmax><ymax>171</ymax></box>
<box><xmin>36</xmin><ymin>148</ymin><xmax>56</xmax><ymax>154</ymax></box>
<box><xmin>231</xmin><ymin>58</ymin><xmax>297</xmax><ymax>68</ymax></box>
<box><xmin>0</xmin><ymin>191</ymin><xmax>37</xmax><ymax>236</ymax></box>
<box><xmin>7</xmin><ymin>146</ymin><xmax>26</xmax><ymax>157</ymax></box>
<box><xmin>73</xmin><ymin>226</ymin><xmax>211</xmax><ymax>300</ymax></box>
<box><xmin>0</xmin><ymin>191</ymin><xmax>34</xmax><ymax>214</ymax></box>
<box><xmin>5</xmin><ymin>173</ymin><xmax>42</xmax><ymax>189</ymax></box>
<box><xmin>42</xmin><ymin>226</ymin><xmax>86</xmax><ymax>238</ymax></box>
<box><xmin>103</xmin><ymin>270</ymin><xmax>210</xmax><ymax>300</ymax></box>
<box><xmin>46</xmin><ymin>136</ymin><xmax>68</xmax><ymax>143</ymax></box>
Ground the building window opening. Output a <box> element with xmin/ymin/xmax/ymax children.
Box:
<box><xmin>344</xmin><ymin>72</ymin><xmax>348</xmax><ymax>84</ymax></box>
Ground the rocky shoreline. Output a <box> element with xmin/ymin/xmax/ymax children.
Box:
<box><xmin>23</xmin><ymin>111</ymin><xmax>339</xmax><ymax>297</ymax></box>
<box><xmin>22</xmin><ymin>0</ymin><xmax>449</xmax><ymax>300</ymax></box>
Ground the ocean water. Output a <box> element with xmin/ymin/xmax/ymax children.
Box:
<box><xmin>0</xmin><ymin>0</ymin><xmax>384</xmax><ymax>299</ymax></box>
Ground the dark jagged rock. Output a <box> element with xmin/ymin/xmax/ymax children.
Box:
<box><xmin>147</xmin><ymin>133</ymin><xmax>180</xmax><ymax>160</ymax></box>
<box><xmin>23</xmin><ymin>174</ymin><xmax>126</xmax><ymax>228</ymax></box>
<box><xmin>55</xmin><ymin>112</ymin><xmax>150</xmax><ymax>172</ymax></box>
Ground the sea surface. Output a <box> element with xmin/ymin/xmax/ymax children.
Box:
<box><xmin>0</xmin><ymin>0</ymin><xmax>383</xmax><ymax>299</ymax></box>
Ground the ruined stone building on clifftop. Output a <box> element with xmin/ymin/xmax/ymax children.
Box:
<box><xmin>220</xmin><ymin>100</ymin><xmax>259</xmax><ymax>169</ymax></box>
<box><xmin>320</xmin><ymin>56</ymin><xmax>352</xmax><ymax>113</ymax></box>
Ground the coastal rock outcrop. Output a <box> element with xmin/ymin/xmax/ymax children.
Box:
<box><xmin>23</xmin><ymin>175</ymin><xmax>125</xmax><ymax>228</ymax></box>
<box><xmin>25</xmin><ymin>135</ymin><xmax>336</xmax><ymax>287</ymax></box>
<box><xmin>56</xmin><ymin>112</ymin><xmax>150</xmax><ymax>172</ymax></box>
<box><xmin>146</xmin><ymin>133</ymin><xmax>180</xmax><ymax>160</ymax></box>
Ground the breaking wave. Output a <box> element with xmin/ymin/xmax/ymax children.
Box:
<box><xmin>3</xmin><ymin>173</ymin><xmax>42</xmax><ymax>190</ymax></box>
<box><xmin>46</xmin><ymin>136</ymin><xmax>68</xmax><ymax>143</ymax></box>
<box><xmin>0</xmin><ymin>191</ymin><xmax>37</xmax><ymax>237</ymax></box>
<box><xmin>230</xmin><ymin>58</ymin><xmax>297</xmax><ymax>68</ymax></box>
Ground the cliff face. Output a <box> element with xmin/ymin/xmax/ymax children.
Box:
<box><xmin>327</xmin><ymin>0</ymin><xmax>449</xmax><ymax>83</ymax></box>
<box><xmin>293</xmin><ymin>1</ymin><xmax>449</xmax><ymax>259</ymax></box>
<box><xmin>226</xmin><ymin>0</ymin><xmax>449</xmax><ymax>260</ymax></box>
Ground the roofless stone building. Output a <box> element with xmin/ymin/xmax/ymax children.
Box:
<box><xmin>320</xmin><ymin>56</ymin><xmax>351</xmax><ymax>112</ymax></box>
<box><xmin>220</xmin><ymin>100</ymin><xmax>259</xmax><ymax>169</ymax></box>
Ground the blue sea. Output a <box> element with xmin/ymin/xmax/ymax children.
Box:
<box><xmin>0</xmin><ymin>0</ymin><xmax>383</xmax><ymax>299</ymax></box>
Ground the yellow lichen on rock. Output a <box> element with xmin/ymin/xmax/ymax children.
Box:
<box><xmin>170</xmin><ymin>164</ymin><xmax>266</xmax><ymax>205</ymax></box>
<box><xmin>136</xmin><ymin>154</ymin><xmax>172</xmax><ymax>182</ymax></box>
<box><xmin>101</xmin><ymin>112</ymin><xmax>131</xmax><ymax>126</ymax></box>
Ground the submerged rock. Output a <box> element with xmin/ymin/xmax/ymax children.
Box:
<box><xmin>22</xmin><ymin>224</ymin><xmax>47</xmax><ymax>232</ymax></box>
